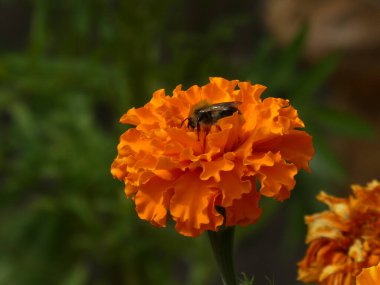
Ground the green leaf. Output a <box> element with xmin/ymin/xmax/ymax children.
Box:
<box><xmin>265</xmin><ymin>26</ymin><xmax>308</xmax><ymax>93</ymax></box>
<box><xmin>292</xmin><ymin>53</ymin><xmax>340</xmax><ymax>103</ymax></box>
<box><xmin>310</xmin><ymin>137</ymin><xmax>346</xmax><ymax>182</ymax></box>
<box><xmin>10</xmin><ymin>102</ymin><xmax>37</xmax><ymax>142</ymax></box>
<box><xmin>314</xmin><ymin>107</ymin><xmax>376</xmax><ymax>139</ymax></box>
<box><xmin>60</xmin><ymin>264</ymin><xmax>87</xmax><ymax>285</ymax></box>
<box><xmin>30</xmin><ymin>0</ymin><xmax>48</xmax><ymax>55</ymax></box>
<box><xmin>0</xmin><ymin>260</ymin><xmax>11</xmax><ymax>284</ymax></box>
<box><xmin>239</xmin><ymin>272</ymin><xmax>254</xmax><ymax>285</ymax></box>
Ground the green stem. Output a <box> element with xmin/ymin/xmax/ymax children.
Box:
<box><xmin>207</xmin><ymin>227</ymin><xmax>237</xmax><ymax>285</ymax></box>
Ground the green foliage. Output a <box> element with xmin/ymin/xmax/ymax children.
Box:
<box><xmin>264</xmin><ymin>275</ymin><xmax>275</xmax><ymax>285</ymax></box>
<box><xmin>239</xmin><ymin>273</ymin><xmax>254</xmax><ymax>285</ymax></box>
<box><xmin>238</xmin><ymin>273</ymin><xmax>275</xmax><ymax>285</ymax></box>
<box><xmin>0</xmin><ymin>1</ymin><xmax>375</xmax><ymax>285</ymax></box>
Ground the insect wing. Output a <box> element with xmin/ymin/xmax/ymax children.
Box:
<box><xmin>198</xmin><ymin>101</ymin><xmax>241</xmax><ymax>113</ymax></box>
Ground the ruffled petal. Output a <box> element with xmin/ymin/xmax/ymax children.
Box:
<box><xmin>317</xmin><ymin>191</ymin><xmax>350</xmax><ymax>220</ymax></box>
<box><xmin>225</xmin><ymin>185</ymin><xmax>262</xmax><ymax>227</ymax></box>
<box><xmin>170</xmin><ymin>171</ymin><xmax>223</xmax><ymax>237</ymax></box>
<box><xmin>173</xmin><ymin>84</ymin><xmax>203</xmax><ymax>107</ymax></box>
<box><xmin>219</xmin><ymin>171</ymin><xmax>252</xmax><ymax>207</ymax></box>
<box><xmin>111</xmin><ymin>156</ymin><xmax>128</xmax><ymax>180</ymax></box>
<box><xmin>202</xmin><ymin>77</ymin><xmax>239</xmax><ymax>102</ymax></box>
<box><xmin>305</xmin><ymin>212</ymin><xmax>349</xmax><ymax>242</ymax></box>
<box><xmin>278</xmin><ymin>104</ymin><xmax>305</xmax><ymax>129</ymax></box>
<box><xmin>271</xmin><ymin>130</ymin><xmax>314</xmax><ymax>172</ymax></box>
<box><xmin>120</xmin><ymin>106</ymin><xmax>161</xmax><ymax>128</ymax></box>
<box><xmin>214</xmin><ymin>113</ymin><xmax>244</xmax><ymax>152</ymax></box>
<box><xmin>134</xmin><ymin>177</ymin><xmax>174</xmax><ymax>227</ymax></box>
<box><xmin>236</xmin><ymin>82</ymin><xmax>266</xmax><ymax>104</ymax></box>
<box><xmin>357</xmin><ymin>263</ymin><xmax>380</xmax><ymax>285</ymax></box>
<box><xmin>200</xmin><ymin>158</ymin><xmax>234</xmax><ymax>182</ymax></box>
<box><xmin>256</xmin><ymin>153</ymin><xmax>298</xmax><ymax>201</ymax></box>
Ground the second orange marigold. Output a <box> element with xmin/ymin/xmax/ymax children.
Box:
<box><xmin>298</xmin><ymin>180</ymin><xmax>380</xmax><ymax>284</ymax></box>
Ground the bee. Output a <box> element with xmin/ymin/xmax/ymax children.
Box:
<box><xmin>181</xmin><ymin>101</ymin><xmax>241</xmax><ymax>139</ymax></box>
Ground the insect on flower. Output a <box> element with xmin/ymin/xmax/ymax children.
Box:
<box><xmin>181</xmin><ymin>101</ymin><xmax>241</xmax><ymax>139</ymax></box>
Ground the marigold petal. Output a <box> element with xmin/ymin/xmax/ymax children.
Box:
<box><xmin>225</xmin><ymin>185</ymin><xmax>262</xmax><ymax>227</ymax></box>
<box><xmin>305</xmin><ymin>212</ymin><xmax>348</xmax><ymax>242</ymax></box>
<box><xmin>149</xmin><ymin>89</ymin><xmax>167</xmax><ymax>107</ymax></box>
<box><xmin>200</xmin><ymin>155</ymin><xmax>235</xmax><ymax>182</ymax></box>
<box><xmin>120</xmin><ymin>106</ymin><xmax>160</xmax><ymax>127</ymax></box>
<box><xmin>298</xmin><ymin>240</ymin><xmax>334</xmax><ymax>282</ymax></box>
<box><xmin>125</xmin><ymin>183</ymin><xmax>138</xmax><ymax>197</ymax></box>
<box><xmin>317</xmin><ymin>191</ymin><xmax>350</xmax><ymax>220</ymax></box>
<box><xmin>241</xmin><ymin>98</ymin><xmax>281</xmax><ymax>136</ymax></box>
<box><xmin>320</xmin><ymin>263</ymin><xmax>347</xmax><ymax>281</ymax></box>
<box><xmin>271</xmin><ymin>130</ymin><xmax>314</xmax><ymax>172</ymax></box>
<box><xmin>277</xmin><ymin>104</ymin><xmax>304</xmax><ymax>128</ymax></box>
<box><xmin>166</xmin><ymin>128</ymin><xmax>202</xmax><ymax>154</ymax></box>
<box><xmin>257</xmin><ymin>156</ymin><xmax>297</xmax><ymax>201</ymax></box>
<box><xmin>236</xmin><ymin>82</ymin><xmax>266</xmax><ymax>103</ymax></box>
<box><xmin>357</xmin><ymin>263</ymin><xmax>380</xmax><ymax>285</ymax></box>
<box><xmin>219</xmin><ymin>171</ymin><xmax>252</xmax><ymax>207</ymax></box>
<box><xmin>117</xmin><ymin>128</ymin><xmax>157</xmax><ymax>157</ymax></box>
<box><xmin>173</xmin><ymin>84</ymin><xmax>203</xmax><ymax>107</ymax></box>
<box><xmin>349</xmin><ymin>239</ymin><xmax>365</xmax><ymax>262</ymax></box>
<box><xmin>111</xmin><ymin>156</ymin><xmax>128</xmax><ymax>180</ymax></box>
<box><xmin>134</xmin><ymin>177</ymin><xmax>174</xmax><ymax>227</ymax></box>
<box><xmin>202</xmin><ymin>77</ymin><xmax>238</xmax><ymax>102</ymax></box>
<box><xmin>205</xmin><ymin>127</ymin><xmax>231</xmax><ymax>153</ymax></box>
<box><xmin>244</xmin><ymin>152</ymin><xmax>276</xmax><ymax>172</ymax></box>
<box><xmin>205</xmin><ymin>113</ymin><xmax>243</xmax><ymax>153</ymax></box>
<box><xmin>351</xmin><ymin>180</ymin><xmax>380</xmax><ymax>212</ymax></box>
<box><xmin>210</xmin><ymin>77</ymin><xmax>239</xmax><ymax>93</ymax></box>
<box><xmin>170</xmin><ymin>171</ymin><xmax>223</xmax><ymax>237</ymax></box>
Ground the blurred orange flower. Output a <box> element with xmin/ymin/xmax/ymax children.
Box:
<box><xmin>111</xmin><ymin>77</ymin><xmax>314</xmax><ymax>237</ymax></box>
<box><xmin>356</xmin><ymin>263</ymin><xmax>380</xmax><ymax>285</ymax></box>
<box><xmin>298</xmin><ymin>180</ymin><xmax>380</xmax><ymax>284</ymax></box>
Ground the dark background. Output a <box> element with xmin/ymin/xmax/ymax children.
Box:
<box><xmin>1</xmin><ymin>1</ymin><xmax>379</xmax><ymax>284</ymax></box>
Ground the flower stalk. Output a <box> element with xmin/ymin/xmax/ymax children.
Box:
<box><xmin>208</xmin><ymin>227</ymin><xmax>237</xmax><ymax>285</ymax></box>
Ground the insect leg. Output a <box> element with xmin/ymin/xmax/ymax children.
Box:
<box><xmin>180</xmin><ymin>117</ymin><xmax>189</xmax><ymax>127</ymax></box>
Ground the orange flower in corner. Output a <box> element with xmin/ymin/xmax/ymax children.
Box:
<box><xmin>298</xmin><ymin>180</ymin><xmax>380</xmax><ymax>284</ymax></box>
<box><xmin>356</xmin><ymin>263</ymin><xmax>380</xmax><ymax>285</ymax></box>
<box><xmin>111</xmin><ymin>77</ymin><xmax>314</xmax><ymax>237</ymax></box>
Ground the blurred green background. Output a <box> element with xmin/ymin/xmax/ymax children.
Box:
<box><xmin>1</xmin><ymin>1</ymin><xmax>379</xmax><ymax>284</ymax></box>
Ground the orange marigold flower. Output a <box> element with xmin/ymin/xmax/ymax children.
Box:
<box><xmin>298</xmin><ymin>180</ymin><xmax>380</xmax><ymax>284</ymax></box>
<box><xmin>111</xmin><ymin>77</ymin><xmax>314</xmax><ymax>237</ymax></box>
<box><xmin>356</xmin><ymin>262</ymin><xmax>380</xmax><ymax>285</ymax></box>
